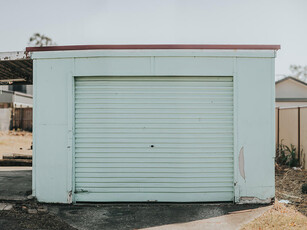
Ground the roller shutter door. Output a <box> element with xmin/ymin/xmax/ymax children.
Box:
<box><xmin>74</xmin><ymin>77</ymin><xmax>234</xmax><ymax>202</ymax></box>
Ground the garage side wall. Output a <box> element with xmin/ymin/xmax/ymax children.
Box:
<box><xmin>236</xmin><ymin>58</ymin><xmax>275</xmax><ymax>203</ymax></box>
<box><xmin>33</xmin><ymin>58</ymin><xmax>74</xmax><ymax>203</ymax></box>
<box><xmin>33</xmin><ymin>52</ymin><xmax>275</xmax><ymax>203</ymax></box>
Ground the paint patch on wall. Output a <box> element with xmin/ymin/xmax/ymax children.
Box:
<box><xmin>239</xmin><ymin>147</ymin><xmax>245</xmax><ymax>180</ymax></box>
<box><xmin>67</xmin><ymin>191</ymin><xmax>72</xmax><ymax>203</ymax></box>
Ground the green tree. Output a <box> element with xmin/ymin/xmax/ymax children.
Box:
<box><xmin>290</xmin><ymin>65</ymin><xmax>307</xmax><ymax>81</ymax></box>
<box><xmin>28</xmin><ymin>33</ymin><xmax>56</xmax><ymax>47</ymax></box>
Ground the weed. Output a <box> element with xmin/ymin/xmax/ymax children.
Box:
<box><xmin>276</xmin><ymin>141</ymin><xmax>299</xmax><ymax>167</ymax></box>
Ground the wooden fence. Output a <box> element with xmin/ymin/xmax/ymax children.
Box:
<box><xmin>11</xmin><ymin>108</ymin><xmax>32</xmax><ymax>132</ymax></box>
<box><xmin>276</xmin><ymin>107</ymin><xmax>307</xmax><ymax>168</ymax></box>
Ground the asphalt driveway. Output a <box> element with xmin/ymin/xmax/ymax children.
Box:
<box><xmin>0</xmin><ymin>167</ymin><xmax>32</xmax><ymax>201</ymax></box>
<box><xmin>48</xmin><ymin>203</ymin><xmax>269</xmax><ymax>230</ymax></box>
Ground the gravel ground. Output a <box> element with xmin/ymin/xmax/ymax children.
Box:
<box><xmin>275</xmin><ymin>165</ymin><xmax>307</xmax><ymax>215</ymax></box>
<box><xmin>0</xmin><ymin>201</ymin><xmax>75</xmax><ymax>230</ymax></box>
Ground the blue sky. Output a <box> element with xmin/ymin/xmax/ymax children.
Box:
<box><xmin>0</xmin><ymin>0</ymin><xmax>306</xmax><ymax>77</ymax></box>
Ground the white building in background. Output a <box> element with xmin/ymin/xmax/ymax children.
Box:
<box><xmin>0</xmin><ymin>85</ymin><xmax>33</xmax><ymax>131</ymax></box>
<box><xmin>276</xmin><ymin>77</ymin><xmax>307</xmax><ymax>107</ymax></box>
<box><xmin>1</xmin><ymin>85</ymin><xmax>33</xmax><ymax>95</ymax></box>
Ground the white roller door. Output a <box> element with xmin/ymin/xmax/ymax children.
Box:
<box><xmin>74</xmin><ymin>77</ymin><xmax>234</xmax><ymax>202</ymax></box>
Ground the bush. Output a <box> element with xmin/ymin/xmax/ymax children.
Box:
<box><xmin>276</xmin><ymin>142</ymin><xmax>299</xmax><ymax>167</ymax></box>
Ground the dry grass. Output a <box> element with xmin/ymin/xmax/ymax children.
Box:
<box><xmin>241</xmin><ymin>201</ymin><xmax>307</xmax><ymax>230</ymax></box>
<box><xmin>0</xmin><ymin>131</ymin><xmax>32</xmax><ymax>159</ymax></box>
<box><xmin>275</xmin><ymin>167</ymin><xmax>307</xmax><ymax>215</ymax></box>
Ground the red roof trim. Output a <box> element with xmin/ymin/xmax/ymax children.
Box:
<box><xmin>26</xmin><ymin>44</ymin><xmax>280</xmax><ymax>52</ymax></box>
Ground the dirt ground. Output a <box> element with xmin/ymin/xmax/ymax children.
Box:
<box><xmin>275</xmin><ymin>166</ymin><xmax>307</xmax><ymax>216</ymax></box>
<box><xmin>0</xmin><ymin>131</ymin><xmax>32</xmax><ymax>159</ymax></box>
<box><xmin>239</xmin><ymin>166</ymin><xmax>307</xmax><ymax>229</ymax></box>
<box><xmin>241</xmin><ymin>201</ymin><xmax>307</xmax><ymax>230</ymax></box>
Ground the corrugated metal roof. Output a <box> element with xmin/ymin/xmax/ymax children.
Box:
<box><xmin>0</xmin><ymin>51</ymin><xmax>32</xmax><ymax>84</ymax></box>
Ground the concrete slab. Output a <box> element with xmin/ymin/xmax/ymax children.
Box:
<box><xmin>0</xmin><ymin>169</ymin><xmax>31</xmax><ymax>200</ymax></box>
<box><xmin>142</xmin><ymin>206</ymin><xmax>271</xmax><ymax>230</ymax></box>
<box><xmin>48</xmin><ymin>203</ymin><xmax>270</xmax><ymax>230</ymax></box>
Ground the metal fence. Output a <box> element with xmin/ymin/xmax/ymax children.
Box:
<box><xmin>276</xmin><ymin>106</ymin><xmax>307</xmax><ymax>168</ymax></box>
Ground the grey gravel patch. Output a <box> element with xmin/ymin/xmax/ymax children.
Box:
<box><xmin>27</xmin><ymin>195</ymin><xmax>34</xmax><ymax>200</ymax></box>
<box><xmin>27</xmin><ymin>208</ymin><xmax>37</xmax><ymax>214</ymax></box>
<box><xmin>0</xmin><ymin>203</ymin><xmax>13</xmax><ymax>211</ymax></box>
<box><xmin>37</xmin><ymin>205</ymin><xmax>48</xmax><ymax>213</ymax></box>
<box><xmin>3</xmin><ymin>204</ymin><xmax>13</xmax><ymax>211</ymax></box>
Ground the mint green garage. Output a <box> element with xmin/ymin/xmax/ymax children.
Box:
<box><xmin>29</xmin><ymin>45</ymin><xmax>279</xmax><ymax>203</ymax></box>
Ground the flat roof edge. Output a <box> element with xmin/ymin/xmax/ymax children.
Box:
<box><xmin>26</xmin><ymin>44</ymin><xmax>281</xmax><ymax>52</ymax></box>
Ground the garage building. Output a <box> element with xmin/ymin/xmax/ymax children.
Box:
<box><xmin>24</xmin><ymin>45</ymin><xmax>279</xmax><ymax>203</ymax></box>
